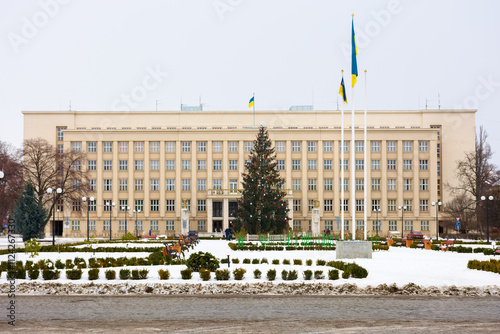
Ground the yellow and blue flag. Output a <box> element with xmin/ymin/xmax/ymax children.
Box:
<box><xmin>339</xmin><ymin>77</ymin><xmax>347</xmax><ymax>104</ymax></box>
<box><xmin>249</xmin><ymin>96</ymin><xmax>255</xmax><ymax>108</ymax></box>
<box><xmin>351</xmin><ymin>17</ymin><xmax>358</xmax><ymax>87</ymax></box>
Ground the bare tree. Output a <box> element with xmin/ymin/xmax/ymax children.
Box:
<box><xmin>444</xmin><ymin>192</ymin><xmax>475</xmax><ymax>234</ymax></box>
<box><xmin>22</xmin><ymin>138</ymin><xmax>90</xmax><ymax>226</ymax></box>
<box><xmin>0</xmin><ymin>141</ymin><xmax>23</xmax><ymax>223</ymax></box>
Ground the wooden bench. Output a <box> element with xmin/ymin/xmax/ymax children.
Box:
<box><xmin>141</xmin><ymin>235</ymin><xmax>156</xmax><ymax>239</ymax></box>
<box><xmin>163</xmin><ymin>242</ymin><xmax>184</xmax><ymax>259</ymax></box>
<box><xmin>440</xmin><ymin>240</ymin><xmax>455</xmax><ymax>251</ymax></box>
<box><xmin>494</xmin><ymin>248</ymin><xmax>500</xmax><ymax>256</ymax></box>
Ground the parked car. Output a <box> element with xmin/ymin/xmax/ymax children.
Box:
<box><xmin>407</xmin><ymin>231</ymin><xmax>424</xmax><ymax>239</ymax></box>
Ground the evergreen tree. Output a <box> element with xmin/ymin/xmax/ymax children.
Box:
<box><xmin>233</xmin><ymin>126</ymin><xmax>289</xmax><ymax>234</ymax></box>
<box><xmin>13</xmin><ymin>182</ymin><xmax>47</xmax><ymax>241</ymax></box>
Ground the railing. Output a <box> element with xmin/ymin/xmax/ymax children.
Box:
<box><xmin>207</xmin><ymin>189</ymin><xmax>293</xmax><ymax>196</ymax></box>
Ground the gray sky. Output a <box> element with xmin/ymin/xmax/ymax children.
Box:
<box><xmin>1</xmin><ymin>0</ymin><xmax>499</xmax><ymax>166</ymax></box>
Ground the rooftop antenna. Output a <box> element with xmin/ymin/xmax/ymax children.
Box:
<box><xmin>425</xmin><ymin>98</ymin><xmax>428</xmax><ymax>110</ymax></box>
<box><xmin>69</xmin><ymin>100</ymin><xmax>72</xmax><ymax>111</ymax></box>
<box><xmin>438</xmin><ymin>93</ymin><xmax>441</xmax><ymax>110</ymax></box>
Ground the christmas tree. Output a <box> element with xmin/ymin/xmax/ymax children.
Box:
<box><xmin>13</xmin><ymin>181</ymin><xmax>47</xmax><ymax>241</ymax></box>
<box><xmin>233</xmin><ymin>126</ymin><xmax>289</xmax><ymax>234</ymax></box>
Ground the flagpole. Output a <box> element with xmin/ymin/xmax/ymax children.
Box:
<box><xmin>341</xmin><ymin>70</ymin><xmax>345</xmax><ymax>241</ymax></box>
<box><xmin>253</xmin><ymin>93</ymin><xmax>255</xmax><ymax>128</ymax></box>
<box><xmin>364</xmin><ymin>70</ymin><xmax>367</xmax><ymax>241</ymax></box>
<box><xmin>351</xmin><ymin>13</ymin><xmax>356</xmax><ymax>241</ymax></box>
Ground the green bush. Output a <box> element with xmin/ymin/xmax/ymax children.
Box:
<box><xmin>342</xmin><ymin>271</ymin><xmax>350</xmax><ymax>279</ymax></box>
<box><xmin>181</xmin><ymin>268</ymin><xmax>193</xmax><ymax>280</ymax></box>
<box><xmin>28</xmin><ymin>269</ymin><xmax>40</xmax><ymax>280</ymax></box>
<box><xmin>314</xmin><ymin>270</ymin><xmax>324</xmax><ymax>280</ymax></box>
<box><xmin>148</xmin><ymin>251</ymin><xmax>167</xmax><ymax>265</ymax></box>
<box><xmin>306</xmin><ymin>259</ymin><xmax>313</xmax><ymax>266</ymax></box>
<box><xmin>349</xmin><ymin>264</ymin><xmax>368</xmax><ymax>278</ymax></box>
<box><xmin>88</xmin><ymin>258</ymin><xmax>100</xmax><ymax>269</ymax></box>
<box><xmin>74</xmin><ymin>257</ymin><xmax>87</xmax><ymax>269</ymax></box>
<box><xmin>483</xmin><ymin>249</ymin><xmax>494</xmax><ymax>256</ymax></box>
<box><xmin>316</xmin><ymin>259</ymin><xmax>326</xmax><ymax>266</ymax></box>
<box><xmin>119</xmin><ymin>269</ymin><xmax>131</xmax><ymax>280</ymax></box>
<box><xmin>260</xmin><ymin>258</ymin><xmax>268</xmax><ymax>264</ymax></box>
<box><xmin>253</xmin><ymin>269</ymin><xmax>262</xmax><ymax>279</ymax></box>
<box><xmin>121</xmin><ymin>232</ymin><xmax>138</xmax><ymax>240</ymax></box>
<box><xmin>233</xmin><ymin>268</ymin><xmax>246</xmax><ymax>280</ymax></box>
<box><xmin>283</xmin><ymin>259</ymin><xmax>290</xmax><ymax>265</ymax></box>
<box><xmin>252</xmin><ymin>259</ymin><xmax>260</xmax><ymax>264</ymax></box>
<box><xmin>230</xmin><ymin>258</ymin><xmax>238</xmax><ymax>264</ymax></box>
<box><xmin>328</xmin><ymin>269</ymin><xmax>339</xmax><ymax>280</ymax></box>
<box><xmin>186</xmin><ymin>252</ymin><xmax>220</xmax><ymax>272</ymax></box>
<box><xmin>220</xmin><ymin>258</ymin><xmax>228</xmax><ymax>264</ymax></box>
<box><xmin>287</xmin><ymin>270</ymin><xmax>298</xmax><ymax>280</ymax></box>
<box><xmin>293</xmin><ymin>259</ymin><xmax>302</xmax><ymax>265</ymax></box>
<box><xmin>272</xmin><ymin>259</ymin><xmax>280</xmax><ymax>265</ymax></box>
<box><xmin>199</xmin><ymin>268</ymin><xmax>211</xmax><ymax>281</ymax></box>
<box><xmin>139</xmin><ymin>269</ymin><xmax>149</xmax><ymax>279</ymax></box>
<box><xmin>105</xmin><ymin>270</ymin><xmax>116</xmax><ymax>280</ymax></box>
<box><xmin>42</xmin><ymin>269</ymin><xmax>60</xmax><ymax>280</ymax></box>
<box><xmin>303</xmin><ymin>270</ymin><xmax>313</xmax><ymax>280</ymax></box>
<box><xmin>66</xmin><ymin>269</ymin><xmax>83</xmax><ymax>280</ymax></box>
<box><xmin>158</xmin><ymin>269</ymin><xmax>170</xmax><ymax>280</ymax></box>
<box><xmin>131</xmin><ymin>270</ymin><xmax>140</xmax><ymax>280</ymax></box>
<box><xmin>215</xmin><ymin>269</ymin><xmax>230</xmax><ymax>281</ymax></box>
<box><xmin>65</xmin><ymin>259</ymin><xmax>74</xmax><ymax>269</ymax></box>
<box><xmin>243</xmin><ymin>258</ymin><xmax>251</xmax><ymax>264</ymax></box>
<box><xmin>281</xmin><ymin>270</ymin><xmax>288</xmax><ymax>280</ymax></box>
<box><xmin>88</xmin><ymin>268</ymin><xmax>100</xmax><ymax>280</ymax></box>
<box><xmin>266</xmin><ymin>269</ymin><xmax>277</xmax><ymax>281</ymax></box>
<box><xmin>52</xmin><ymin>259</ymin><xmax>63</xmax><ymax>269</ymax></box>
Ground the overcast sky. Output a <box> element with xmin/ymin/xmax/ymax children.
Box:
<box><xmin>1</xmin><ymin>0</ymin><xmax>499</xmax><ymax>166</ymax></box>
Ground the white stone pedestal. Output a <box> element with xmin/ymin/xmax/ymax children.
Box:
<box><xmin>311</xmin><ymin>208</ymin><xmax>320</xmax><ymax>234</ymax></box>
<box><xmin>336</xmin><ymin>241</ymin><xmax>372</xmax><ymax>259</ymax></box>
<box><xmin>181</xmin><ymin>208</ymin><xmax>189</xmax><ymax>234</ymax></box>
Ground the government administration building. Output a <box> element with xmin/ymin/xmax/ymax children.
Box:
<box><xmin>23</xmin><ymin>108</ymin><xmax>475</xmax><ymax>238</ymax></box>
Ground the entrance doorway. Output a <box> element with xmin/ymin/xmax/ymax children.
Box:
<box><xmin>54</xmin><ymin>220</ymin><xmax>63</xmax><ymax>236</ymax></box>
<box><xmin>213</xmin><ymin>220</ymin><xmax>222</xmax><ymax>232</ymax></box>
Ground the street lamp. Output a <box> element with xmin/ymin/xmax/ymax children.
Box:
<box><xmin>432</xmin><ymin>201</ymin><xmax>442</xmax><ymax>241</ymax></box>
<box><xmin>106</xmin><ymin>201</ymin><xmax>116</xmax><ymax>240</ymax></box>
<box><xmin>374</xmin><ymin>208</ymin><xmax>381</xmax><ymax>237</ymax></box>
<box><xmin>398</xmin><ymin>205</ymin><xmax>407</xmax><ymax>238</ymax></box>
<box><xmin>82</xmin><ymin>196</ymin><xmax>95</xmax><ymax>241</ymax></box>
<box><xmin>133</xmin><ymin>209</ymin><xmax>141</xmax><ymax>237</ymax></box>
<box><xmin>122</xmin><ymin>206</ymin><xmax>130</xmax><ymax>234</ymax></box>
<box><xmin>47</xmin><ymin>187</ymin><xmax>62</xmax><ymax>246</ymax></box>
<box><xmin>480</xmin><ymin>195</ymin><xmax>494</xmax><ymax>243</ymax></box>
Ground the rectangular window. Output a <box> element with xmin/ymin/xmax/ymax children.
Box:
<box><xmin>150</xmin><ymin>220</ymin><xmax>159</xmax><ymax>231</ymax></box>
<box><xmin>308</xmin><ymin>200</ymin><xmax>315</xmax><ymax>211</ymax></box>
<box><xmin>404</xmin><ymin>221</ymin><xmax>413</xmax><ymax>231</ymax></box>
<box><xmin>324</xmin><ymin>179</ymin><xmax>333</xmax><ymax>191</ymax></box>
<box><xmin>135</xmin><ymin>200</ymin><xmax>143</xmax><ymax>212</ymax></box>
<box><xmin>103</xmin><ymin>220</ymin><xmax>110</xmax><ymax>231</ymax></box>
<box><xmin>198</xmin><ymin>179</ymin><xmax>206</xmax><ymax>191</ymax></box>
<box><xmin>119</xmin><ymin>200</ymin><xmax>128</xmax><ymax>210</ymax></box>
<box><xmin>72</xmin><ymin>142</ymin><xmax>81</xmax><ymax>152</ymax></box>
<box><xmin>135</xmin><ymin>160</ymin><xmax>143</xmax><ymax>170</ymax></box>
<box><xmin>213</xmin><ymin>179</ymin><xmax>222</xmax><ymax>190</ymax></box>
<box><xmin>420</xmin><ymin>199</ymin><xmax>429</xmax><ymax>211</ymax></box>
<box><xmin>197</xmin><ymin>160</ymin><xmax>206</xmax><ymax>170</ymax></box>
<box><xmin>150</xmin><ymin>160</ymin><xmax>159</xmax><ymax>171</ymax></box>
<box><xmin>371</xmin><ymin>159</ymin><xmax>380</xmax><ymax>170</ymax></box>
<box><xmin>229</xmin><ymin>160</ymin><xmax>238</xmax><ymax>170</ymax></box>
<box><xmin>182</xmin><ymin>179</ymin><xmax>191</xmax><ymax>191</ymax></box>
<box><xmin>323</xmin><ymin>159</ymin><xmax>332</xmax><ymax>170</ymax></box>
<box><xmin>437</xmin><ymin>162</ymin><xmax>441</xmax><ymax>176</ymax></box>
<box><xmin>340</xmin><ymin>178</ymin><xmax>349</xmax><ymax>191</ymax></box>
<box><xmin>404</xmin><ymin>199</ymin><xmax>413</xmax><ymax>211</ymax></box>
<box><xmin>403</xmin><ymin>159</ymin><xmax>412</xmax><ymax>170</ymax></box>
<box><xmin>324</xmin><ymin>199</ymin><xmax>333</xmax><ymax>211</ymax></box>
<box><xmin>149</xmin><ymin>141</ymin><xmax>159</xmax><ymax>152</ymax></box>
<box><xmin>356</xmin><ymin>159</ymin><xmax>364</xmax><ymax>170</ymax></box>
<box><xmin>356</xmin><ymin>220</ymin><xmax>364</xmax><ymax>230</ymax></box>
<box><xmin>182</xmin><ymin>160</ymin><xmax>191</xmax><ymax>170</ymax></box>
<box><xmin>373</xmin><ymin>221</ymin><xmax>381</xmax><ymax>231</ymax></box>
<box><xmin>118</xmin><ymin>221</ymin><xmax>127</xmax><ymax>231</ymax></box>
<box><xmin>308</xmin><ymin>160</ymin><xmax>317</xmax><ymax>170</ymax></box>
<box><xmin>388</xmin><ymin>200</ymin><xmax>397</xmax><ymax>211</ymax></box>
<box><xmin>389</xmin><ymin>220</ymin><xmax>397</xmax><ymax>231</ymax></box>
<box><xmin>371</xmin><ymin>141</ymin><xmax>381</xmax><ymax>152</ymax></box>
<box><xmin>403</xmin><ymin>141</ymin><xmax>412</xmax><ymax>152</ymax></box>
<box><xmin>150</xmin><ymin>199</ymin><xmax>159</xmax><ymax>212</ymax></box>
<box><xmin>72</xmin><ymin>179</ymin><xmax>81</xmax><ymax>190</ymax></box>
<box><xmin>150</xmin><ymin>179</ymin><xmax>159</xmax><ymax>191</ymax></box>
<box><xmin>308</xmin><ymin>179</ymin><xmax>317</xmax><ymax>191</ymax></box>
<box><xmin>213</xmin><ymin>160</ymin><xmax>222</xmax><ymax>170</ymax></box>
<box><xmin>134</xmin><ymin>141</ymin><xmax>144</xmax><ymax>153</ymax></box>
<box><xmin>135</xmin><ymin>179</ymin><xmax>143</xmax><ymax>191</ymax></box>
<box><xmin>166</xmin><ymin>200</ymin><xmax>175</xmax><ymax>211</ymax></box>
<box><xmin>356</xmin><ymin>178</ymin><xmax>364</xmax><ymax>191</ymax></box>
<box><xmin>277</xmin><ymin>160</ymin><xmax>285</xmax><ymax>170</ymax></box>
<box><xmin>340</xmin><ymin>160</ymin><xmax>348</xmax><ymax>170</ymax></box>
<box><xmin>419</xmin><ymin>159</ymin><xmax>428</xmax><ymax>170</ymax></box>
<box><xmin>437</xmin><ymin>143</ymin><xmax>441</xmax><ymax>158</ymax></box>
<box><xmin>119</xmin><ymin>179</ymin><xmax>127</xmax><ymax>191</ymax></box>
<box><xmin>197</xmin><ymin>141</ymin><xmax>207</xmax><ymax>152</ymax></box>
<box><xmin>197</xmin><ymin>220</ymin><xmax>206</xmax><ymax>231</ymax></box>
<box><xmin>372</xmin><ymin>199</ymin><xmax>381</xmax><ymax>211</ymax></box>
<box><xmin>355</xmin><ymin>141</ymin><xmax>364</xmax><ymax>152</ymax></box>
<box><xmin>419</xmin><ymin>141</ymin><xmax>428</xmax><ymax>152</ymax></box>
<box><xmin>339</xmin><ymin>141</ymin><xmax>349</xmax><ymax>152</ymax></box>
<box><xmin>165</xmin><ymin>142</ymin><xmax>175</xmax><ymax>152</ymax></box>
<box><xmin>166</xmin><ymin>220</ymin><xmax>175</xmax><ymax>231</ymax></box>
<box><xmin>57</xmin><ymin>144</ymin><xmax>64</xmax><ymax>155</ymax></box>
<box><xmin>292</xmin><ymin>179</ymin><xmax>301</xmax><ymax>190</ymax></box>
<box><xmin>292</xmin><ymin>141</ymin><xmax>301</xmax><ymax>152</ymax></box>
<box><xmin>72</xmin><ymin>200</ymin><xmax>81</xmax><ymax>211</ymax></box>
<box><xmin>57</xmin><ymin>127</ymin><xmax>66</xmax><ymax>141</ymax></box>
<box><xmin>88</xmin><ymin>220</ymin><xmax>96</xmax><ymax>231</ymax></box>
<box><xmin>197</xmin><ymin>200</ymin><xmax>206</xmax><ymax>211</ymax></box>
<box><xmin>340</xmin><ymin>199</ymin><xmax>349</xmax><ymax>211</ymax></box>
<box><xmin>372</xmin><ymin>178</ymin><xmax>381</xmax><ymax>191</ymax></box>
<box><xmin>387</xmin><ymin>141</ymin><xmax>396</xmax><ymax>152</ymax></box>
<box><xmin>119</xmin><ymin>160</ymin><xmax>128</xmax><ymax>171</ymax></box>
<box><xmin>89</xmin><ymin>179</ymin><xmax>96</xmax><ymax>191</ymax></box>
<box><xmin>166</xmin><ymin>160</ymin><xmax>175</xmax><ymax>170</ymax></box>
<box><xmin>244</xmin><ymin>160</ymin><xmax>250</xmax><ymax>169</ymax></box>
<box><xmin>421</xmin><ymin>220</ymin><xmax>430</xmax><ymax>231</ymax></box>
<box><xmin>420</xmin><ymin>179</ymin><xmax>429</xmax><ymax>191</ymax></box>
<box><xmin>325</xmin><ymin>220</ymin><xmax>333</xmax><ymax>231</ymax></box>
<box><xmin>181</xmin><ymin>142</ymin><xmax>191</xmax><ymax>152</ymax></box>
<box><xmin>388</xmin><ymin>179</ymin><xmax>396</xmax><ymax>191</ymax></box>
<box><xmin>119</xmin><ymin>142</ymin><xmax>128</xmax><ymax>153</ymax></box>
<box><xmin>103</xmin><ymin>179</ymin><xmax>112</xmax><ymax>191</ymax></box>
<box><xmin>88</xmin><ymin>200</ymin><xmax>96</xmax><ymax>212</ymax></box>
<box><xmin>103</xmin><ymin>160</ymin><xmax>112</xmax><ymax>171</ymax></box>
<box><xmin>72</xmin><ymin>160</ymin><xmax>81</xmax><ymax>171</ymax></box>
<box><xmin>229</xmin><ymin>141</ymin><xmax>238</xmax><ymax>152</ymax></box>
<box><xmin>293</xmin><ymin>220</ymin><xmax>302</xmax><ymax>231</ymax></box>
<box><xmin>213</xmin><ymin>141</ymin><xmax>222</xmax><ymax>152</ymax></box>
<box><xmin>245</xmin><ymin>141</ymin><xmax>255</xmax><ymax>152</ymax></box>
<box><xmin>103</xmin><ymin>142</ymin><xmax>112</xmax><ymax>152</ymax></box>
<box><xmin>293</xmin><ymin>200</ymin><xmax>301</xmax><ymax>212</ymax></box>
<box><xmin>387</xmin><ymin>160</ymin><xmax>396</xmax><ymax>170</ymax></box>
<box><xmin>166</xmin><ymin>179</ymin><xmax>175</xmax><ymax>191</ymax></box>
<box><xmin>403</xmin><ymin>179</ymin><xmax>412</xmax><ymax>191</ymax></box>
<box><xmin>323</xmin><ymin>141</ymin><xmax>333</xmax><ymax>152</ymax></box>
<box><xmin>71</xmin><ymin>221</ymin><xmax>80</xmax><ymax>231</ymax></box>
<box><xmin>307</xmin><ymin>141</ymin><xmax>317</xmax><ymax>152</ymax></box>
<box><xmin>292</xmin><ymin>160</ymin><xmax>301</xmax><ymax>170</ymax></box>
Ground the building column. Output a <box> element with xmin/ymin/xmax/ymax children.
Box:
<box><xmin>223</xmin><ymin>198</ymin><xmax>229</xmax><ymax>230</ymax></box>
<box><xmin>207</xmin><ymin>198</ymin><xmax>213</xmax><ymax>233</ymax></box>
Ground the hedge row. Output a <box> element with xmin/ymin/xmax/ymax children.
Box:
<box><xmin>467</xmin><ymin>259</ymin><xmax>500</xmax><ymax>274</ymax></box>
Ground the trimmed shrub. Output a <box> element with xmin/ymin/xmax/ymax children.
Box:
<box><xmin>54</xmin><ymin>259</ymin><xmax>65</xmax><ymax>270</ymax></box>
<box><xmin>281</xmin><ymin>270</ymin><xmax>288</xmax><ymax>280</ymax></box>
<box><xmin>215</xmin><ymin>269</ymin><xmax>230</xmax><ymax>281</ymax></box>
<box><xmin>231</xmin><ymin>258</ymin><xmax>240</xmax><ymax>264</ymax></box>
<box><xmin>252</xmin><ymin>259</ymin><xmax>260</xmax><ymax>264</ymax></box>
<box><xmin>119</xmin><ymin>269</ymin><xmax>131</xmax><ymax>280</ymax></box>
<box><xmin>316</xmin><ymin>259</ymin><xmax>326</xmax><ymax>266</ymax></box>
<box><xmin>181</xmin><ymin>268</ymin><xmax>193</xmax><ymax>280</ymax></box>
<box><xmin>74</xmin><ymin>257</ymin><xmax>87</xmax><ymax>269</ymax></box>
<box><xmin>303</xmin><ymin>270</ymin><xmax>313</xmax><ymax>280</ymax></box>
<box><xmin>260</xmin><ymin>258</ymin><xmax>268</xmax><ymax>264</ymax></box>
<box><xmin>287</xmin><ymin>270</ymin><xmax>298</xmax><ymax>280</ymax></box>
<box><xmin>66</xmin><ymin>268</ymin><xmax>83</xmax><ymax>280</ymax></box>
<box><xmin>243</xmin><ymin>258</ymin><xmax>251</xmax><ymax>264</ymax></box>
<box><xmin>342</xmin><ymin>271</ymin><xmax>350</xmax><ymax>279</ymax></box>
<box><xmin>220</xmin><ymin>258</ymin><xmax>228</xmax><ymax>264</ymax></box>
<box><xmin>349</xmin><ymin>264</ymin><xmax>368</xmax><ymax>278</ymax></box>
<box><xmin>253</xmin><ymin>269</ymin><xmax>262</xmax><ymax>279</ymax></box>
<box><xmin>314</xmin><ymin>270</ymin><xmax>324</xmax><ymax>280</ymax></box>
<box><xmin>65</xmin><ymin>259</ymin><xmax>74</xmax><ymax>269</ymax></box>
<box><xmin>328</xmin><ymin>269</ymin><xmax>339</xmax><ymax>280</ymax></box>
<box><xmin>266</xmin><ymin>269</ymin><xmax>277</xmax><ymax>281</ymax></box>
<box><xmin>158</xmin><ymin>269</ymin><xmax>170</xmax><ymax>280</ymax></box>
<box><xmin>306</xmin><ymin>259</ymin><xmax>313</xmax><ymax>266</ymax></box>
<box><xmin>8</xmin><ymin>269</ymin><xmax>26</xmax><ymax>279</ymax></box>
<box><xmin>105</xmin><ymin>270</ymin><xmax>116</xmax><ymax>280</ymax></box>
<box><xmin>272</xmin><ymin>259</ymin><xmax>280</xmax><ymax>265</ymax></box>
<box><xmin>88</xmin><ymin>258</ymin><xmax>100</xmax><ymax>269</ymax></box>
<box><xmin>233</xmin><ymin>268</ymin><xmax>246</xmax><ymax>280</ymax></box>
<box><xmin>42</xmin><ymin>269</ymin><xmax>60</xmax><ymax>280</ymax></box>
<box><xmin>186</xmin><ymin>252</ymin><xmax>219</xmax><ymax>272</ymax></box>
<box><xmin>283</xmin><ymin>259</ymin><xmax>290</xmax><ymax>265</ymax></box>
<box><xmin>139</xmin><ymin>269</ymin><xmax>149</xmax><ymax>279</ymax></box>
<box><xmin>131</xmin><ymin>270</ymin><xmax>140</xmax><ymax>280</ymax></box>
<box><xmin>28</xmin><ymin>269</ymin><xmax>40</xmax><ymax>280</ymax></box>
<box><xmin>199</xmin><ymin>268</ymin><xmax>211</xmax><ymax>281</ymax></box>
<box><xmin>148</xmin><ymin>251</ymin><xmax>167</xmax><ymax>265</ymax></box>
<box><xmin>293</xmin><ymin>259</ymin><xmax>302</xmax><ymax>265</ymax></box>
<box><xmin>88</xmin><ymin>268</ymin><xmax>100</xmax><ymax>280</ymax></box>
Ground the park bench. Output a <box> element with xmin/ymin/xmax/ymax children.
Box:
<box><xmin>494</xmin><ymin>248</ymin><xmax>500</xmax><ymax>256</ymax></box>
<box><xmin>440</xmin><ymin>240</ymin><xmax>454</xmax><ymax>251</ymax></box>
<box><xmin>163</xmin><ymin>242</ymin><xmax>184</xmax><ymax>259</ymax></box>
<box><xmin>416</xmin><ymin>242</ymin><xmax>424</xmax><ymax>249</ymax></box>
<box><xmin>141</xmin><ymin>235</ymin><xmax>156</xmax><ymax>240</ymax></box>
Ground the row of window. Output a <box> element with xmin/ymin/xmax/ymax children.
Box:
<box><xmin>66</xmin><ymin>139</ymin><xmax>430</xmax><ymax>154</ymax></box>
<box><xmin>70</xmin><ymin>220</ymin><xmax>207</xmax><ymax>231</ymax></box>
<box><xmin>72</xmin><ymin>199</ymin><xmax>204</xmax><ymax>212</ymax></box>
<box><xmin>292</xmin><ymin>199</ymin><xmax>432</xmax><ymax>212</ymax></box>
<box><xmin>294</xmin><ymin>220</ymin><xmax>430</xmax><ymax>231</ymax></box>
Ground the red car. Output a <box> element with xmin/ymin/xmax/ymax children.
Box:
<box><xmin>407</xmin><ymin>231</ymin><xmax>424</xmax><ymax>239</ymax></box>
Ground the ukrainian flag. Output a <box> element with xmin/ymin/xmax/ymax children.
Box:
<box><xmin>249</xmin><ymin>96</ymin><xmax>255</xmax><ymax>108</ymax></box>
<box><xmin>339</xmin><ymin>77</ymin><xmax>347</xmax><ymax>104</ymax></box>
<box><xmin>351</xmin><ymin>17</ymin><xmax>358</xmax><ymax>87</ymax></box>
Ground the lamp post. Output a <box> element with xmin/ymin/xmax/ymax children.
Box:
<box><xmin>82</xmin><ymin>196</ymin><xmax>95</xmax><ymax>241</ymax></box>
<box><xmin>398</xmin><ymin>205</ymin><xmax>407</xmax><ymax>239</ymax></box>
<box><xmin>47</xmin><ymin>187</ymin><xmax>62</xmax><ymax>246</ymax></box>
<box><xmin>374</xmin><ymin>208</ymin><xmax>381</xmax><ymax>237</ymax></box>
<box><xmin>432</xmin><ymin>201</ymin><xmax>442</xmax><ymax>241</ymax></box>
<box><xmin>481</xmin><ymin>195</ymin><xmax>494</xmax><ymax>243</ymax></box>
<box><xmin>107</xmin><ymin>201</ymin><xmax>115</xmax><ymax>240</ymax></box>
<box><xmin>133</xmin><ymin>209</ymin><xmax>141</xmax><ymax>237</ymax></box>
<box><xmin>122</xmin><ymin>206</ymin><xmax>130</xmax><ymax>234</ymax></box>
